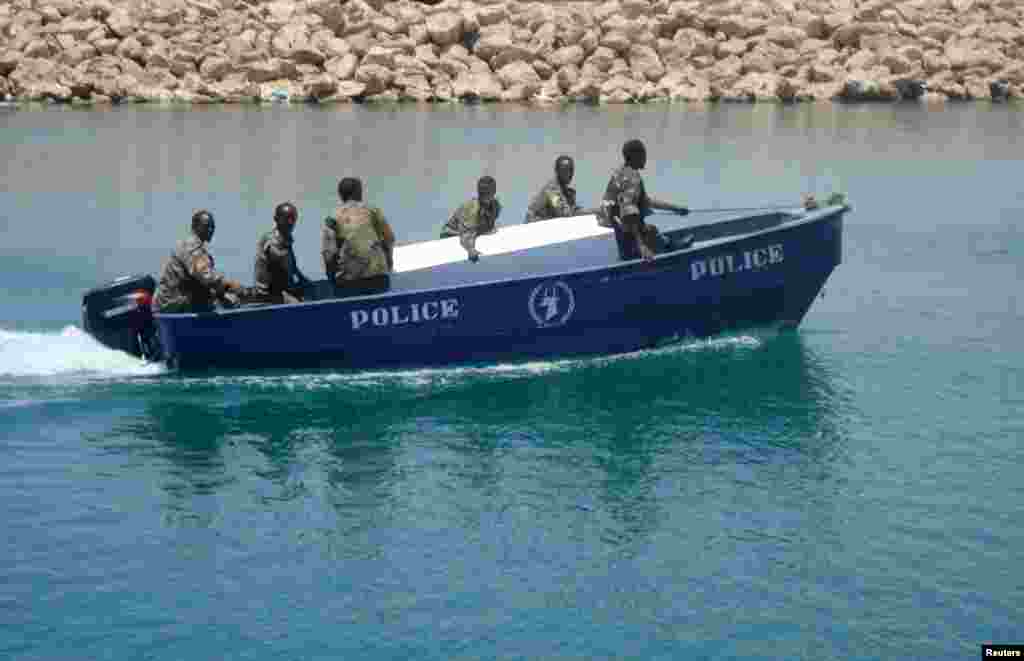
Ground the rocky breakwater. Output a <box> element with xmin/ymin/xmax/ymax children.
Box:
<box><xmin>0</xmin><ymin>0</ymin><xmax>1022</xmax><ymax>106</ymax></box>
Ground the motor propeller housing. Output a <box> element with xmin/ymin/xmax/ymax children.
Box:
<box><xmin>81</xmin><ymin>274</ymin><xmax>161</xmax><ymax>361</ymax></box>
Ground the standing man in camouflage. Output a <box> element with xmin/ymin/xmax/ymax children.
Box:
<box><xmin>524</xmin><ymin>155</ymin><xmax>595</xmax><ymax>224</ymax></box>
<box><xmin>441</xmin><ymin>175</ymin><xmax>501</xmax><ymax>262</ymax></box>
<box><xmin>322</xmin><ymin>177</ymin><xmax>396</xmax><ymax>297</ymax></box>
<box><xmin>253</xmin><ymin>202</ymin><xmax>311</xmax><ymax>305</ymax></box>
<box><xmin>601</xmin><ymin>139</ymin><xmax>690</xmax><ymax>261</ymax></box>
<box><xmin>154</xmin><ymin>210</ymin><xmax>245</xmax><ymax>313</ymax></box>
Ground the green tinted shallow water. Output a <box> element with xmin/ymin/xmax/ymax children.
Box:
<box><xmin>1</xmin><ymin>103</ymin><xmax>1022</xmax><ymax>660</ymax></box>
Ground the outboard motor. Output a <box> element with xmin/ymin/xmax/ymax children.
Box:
<box><xmin>81</xmin><ymin>274</ymin><xmax>162</xmax><ymax>361</ymax></box>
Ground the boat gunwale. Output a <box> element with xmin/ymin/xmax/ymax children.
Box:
<box><xmin>154</xmin><ymin>205</ymin><xmax>846</xmax><ymax>320</ymax></box>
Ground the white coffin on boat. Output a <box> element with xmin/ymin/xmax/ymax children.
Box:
<box><xmin>393</xmin><ymin>214</ymin><xmax>611</xmax><ymax>273</ymax></box>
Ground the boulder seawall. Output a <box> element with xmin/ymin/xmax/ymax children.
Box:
<box><xmin>1</xmin><ymin>0</ymin><xmax>1022</xmax><ymax>106</ymax></box>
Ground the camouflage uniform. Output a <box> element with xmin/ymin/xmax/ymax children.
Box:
<box><xmin>524</xmin><ymin>179</ymin><xmax>580</xmax><ymax>223</ymax></box>
<box><xmin>322</xmin><ymin>201</ymin><xmax>394</xmax><ymax>283</ymax></box>
<box><xmin>602</xmin><ymin>165</ymin><xmax>650</xmax><ymax>224</ymax></box>
<box><xmin>440</xmin><ymin>198</ymin><xmax>502</xmax><ymax>252</ymax></box>
<box><xmin>601</xmin><ymin>165</ymin><xmax>660</xmax><ymax>260</ymax></box>
<box><xmin>254</xmin><ymin>227</ymin><xmax>301</xmax><ymax>303</ymax></box>
<box><xmin>153</xmin><ymin>234</ymin><xmax>231</xmax><ymax>313</ymax></box>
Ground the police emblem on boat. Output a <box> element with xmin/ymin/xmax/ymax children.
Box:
<box><xmin>528</xmin><ymin>280</ymin><xmax>575</xmax><ymax>328</ymax></box>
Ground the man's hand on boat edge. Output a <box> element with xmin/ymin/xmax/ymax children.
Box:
<box><xmin>648</xmin><ymin>198</ymin><xmax>690</xmax><ymax>216</ymax></box>
<box><xmin>803</xmin><ymin>192</ymin><xmax>849</xmax><ymax>211</ymax></box>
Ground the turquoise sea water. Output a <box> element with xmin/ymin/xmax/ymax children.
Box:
<box><xmin>1</xmin><ymin>103</ymin><xmax>1022</xmax><ymax>659</ymax></box>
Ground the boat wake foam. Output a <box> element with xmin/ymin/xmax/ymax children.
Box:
<box><xmin>174</xmin><ymin>333</ymin><xmax>765</xmax><ymax>391</ymax></box>
<box><xmin>0</xmin><ymin>327</ymin><xmax>770</xmax><ymax>388</ymax></box>
<box><xmin>0</xmin><ymin>326</ymin><xmax>763</xmax><ymax>387</ymax></box>
<box><xmin>0</xmin><ymin>326</ymin><xmax>166</xmax><ymax>379</ymax></box>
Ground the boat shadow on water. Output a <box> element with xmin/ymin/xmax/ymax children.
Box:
<box><xmin>112</xmin><ymin>330</ymin><xmax>854</xmax><ymax>541</ymax></box>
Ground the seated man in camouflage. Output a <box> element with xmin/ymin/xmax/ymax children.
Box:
<box><xmin>440</xmin><ymin>175</ymin><xmax>501</xmax><ymax>262</ymax></box>
<box><xmin>322</xmin><ymin>177</ymin><xmax>396</xmax><ymax>297</ymax></box>
<box><xmin>601</xmin><ymin>139</ymin><xmax>690</xmax><ymax>261</ymax></box>
<box><xmin>153</xmin><ymin>209</ymin><xmax>245</xmax><ymax>313</ymax></box>
<box><xmin>524</xmin><ymin>155</ymin><xmax>596</xmax><ymax>224</ymax></box>
<box><xmin>253</xmin><ymin>202</ymin><xmax>312</xmax><ymax>305</ymax></box>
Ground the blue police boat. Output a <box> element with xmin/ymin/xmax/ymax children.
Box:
<box><xmin>81</xmin><ymin>203</ymin><xmax>848</xmax><ymax>371</ymax></box>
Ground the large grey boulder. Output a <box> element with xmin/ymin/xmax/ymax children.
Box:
<box><xmin>491</xmin><ymin>43</ymin><xmax>534</xmax><ymax>70</ymax></box>
<box><xmin>474</xmin><ymin>24</ymin><xmax>513</xmax><ymax>61</ymax></box>
<box><xmin>499</xmin><ymin>82</ymin><xmax>538</xmax><ymax>102</ymax></box>
<box><xmin>57</xmin><ymin>18</ymin><xmax>104</xmax><ymax>41</ymax></box>
<box><xmin>586</xmin><ymin>47</ymin><xmax>617</xmax><ymax>73</ymax></box>
<box><xmin>476</xmin><ymin>4</ymin><xmax>507</xmax><ymax>27</ymax></box>
<box><xmin>496</xmin><ymin>60</ymin><xmax>540</xmax><ymax>87</ymax></box>
<box><xmin>600</xmin><ymin>73</ymin><xmax>639</xmax><ymax>99</ymax></box>
<box><xmin>548</xmin><ymin>45</ymin><xmax>585</xmax><ymax>69</ymax></box>
<box><xmin>432</xmin><ymin>79</ymin><xmax>454</xmax><ymax>102</ymax></box>
<box><xmin>568</xmin><ymin>77</ymin><xmax>601</xmax><ymax>102</ymax></box>
<box><xmin>945</xmin><ymin>39</ymin><xmax>1004</xmax><ymax>71</ymax></box>
<box><xmin>394</xmin><ymin>54</ymin><xmax>430</xmax><ymax>76</ymax></box>
<box><xmin>115</xmin><ymin>35</ymin><xmax>146</xmax><ymax>63</ymax></box>
<box><xmin>706</xmin><ymin>15</ymin><xmax>769</xmax><ymax>40</ymax></box>
<box><xmin>105</xmin><ymin>8</ymin><xmax>136</xmax><ymax>38</ymax></box>
<box><xmin>879</xmin><ymin>51</ymin><xmax>913</xmax><ymax>75</ymax></box>
<box><xmin>313</xmin><ymin>33</ymin><xmax>351</xmax><ymax>60</ymax></box>
<box><xmin>629</xmin><ymin>45</ymin><xmax>664</xmax><ymax>81</ymax></box>
<box><xmin>832</xmin><ymin>22</ymin><xmax>889</xmax><ymax>49</ymax></box>
<box><xmin>334</xmin><ymin>80</ymin><xmax>369</xmax><ymax>100</ymax></box>
<box><xmin>303</xmin><ymin>74</ymin><xmax>337</xmax><ymax>100</ymax></box>
<box><xmin>438</xmin><ymin>54</ymin><xmax>470</xmax><ymax>78</ymax></box>
<box><xmin>263</xmin><ymin>1</ymin><xmax>297</xmax><ymax>28</ymax></box>
<box><xmin>764</xmin><ymin>26</ymin><xmax>806</xmax><ymax>49</ymax></box>
<box><xmin>246</xmin><ymin>59</ymin><xmax>300</xmax><ymax>84</ymax></box>
<box><xmin>8</xmin><ymin>58</ymin><xmax>72</xmax><ymax>101</ymax></box>
<box><xmin>362</xmin><ymin>46</ymin><xmax>398</xmax><ymax>69</ymax></box>
<box><xmin>272</xmin><ymin>23</ymin><xmax>326</xmax><ymax>66</ymax></box>
<box><xmin>555</xmin><ymin>64</ymin><xmax>579</xmax><ymax>93</ymax></box>
<box><xmin>728</xmin><ymin>73</ymin><xmax>787</xmax><ymax>102</ymax></box>
<box><xmin>307</xmin><ymin>0</ymin><xmax>345</xmax><ymax>33</ymax></box>
<box><xmin>23</xmin><ymin>39</ymin><xmax>57</xmax><ymax>59</ymax></box>
<box><xmin>414</xmin><ymin>44</ymin><xmax>439</xmax><ymax>66</ymax></box>
<box><xmin>61</xmin><ymin>43</ymin><xmax>98</xmax><ymax>67</ymax></box>
<box><xmin>427</xmin><ymin>12</ymin><xmax>463</xmax><ymax>47</ymax></box>
<box><xmin>532</xmin><ymin>59</ymin><xmax>554</xmax><ymax>81</ymax></box>
<box><xmin>600</xmin><ymin>32</ymin><xmax>632</xmax><ymax>54</ymax></box>
<box><xmin>199</xmin><ymin>56</ymin><xmax>233</xmax><ymax>81</ymax></box>
<box><xmin>451</xmin><ymin>71</ymin><xmax>503</xmax><ymax>100</ymax></box>
<box><xmin>355</xmin><ymin>63</ymin><xmax>395</xmax><ymax>95</ymax></box>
